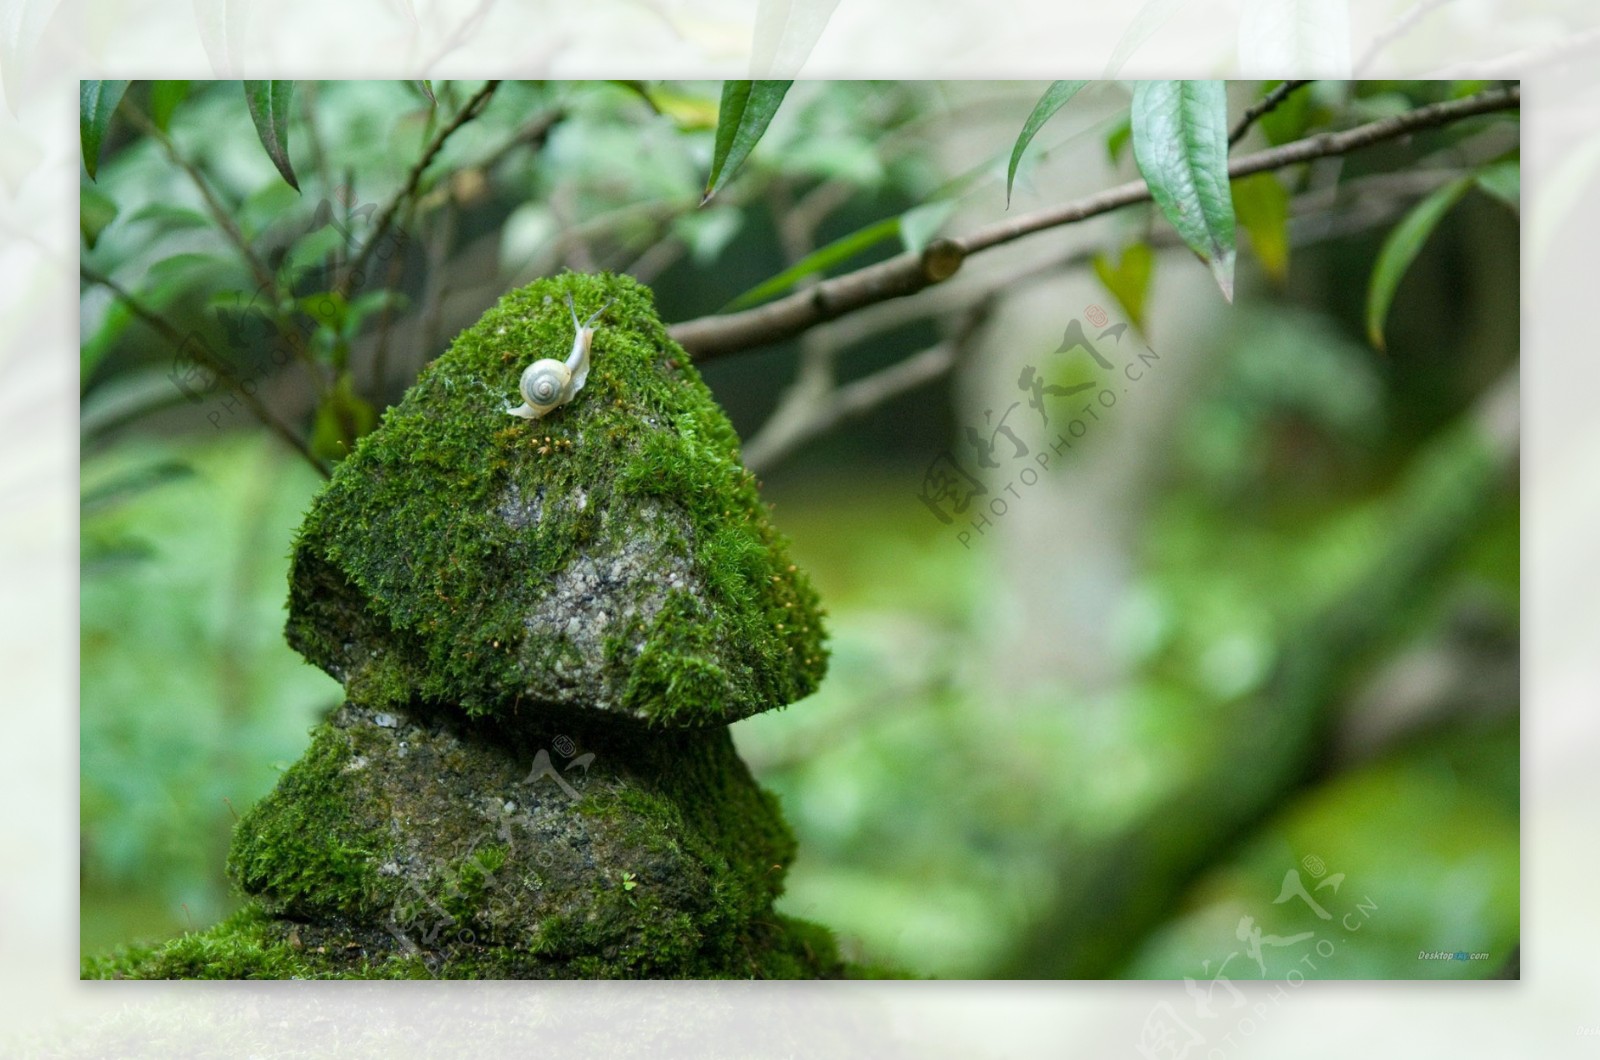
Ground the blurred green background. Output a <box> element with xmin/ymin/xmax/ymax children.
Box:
<box><xmin>80</xmin><ymin>79</ymin><xmax>1519</xmax><ymax>978</ymax></box>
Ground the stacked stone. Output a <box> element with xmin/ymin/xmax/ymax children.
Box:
<box><xmin>91</xmin><ymin>273</ymin><xmax>839</xmax><ymax>979</ymax></box>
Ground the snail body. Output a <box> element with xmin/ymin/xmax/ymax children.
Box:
<box><xmin>506</xmin><ymin>292</ymin><xmax>614</xmax><ymax>420</ymax></box>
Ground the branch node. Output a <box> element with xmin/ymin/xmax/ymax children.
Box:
<box><xmin>921</xmin><ymin>239</ymin><xmax>966</xmax><ymax>283</ymax></box>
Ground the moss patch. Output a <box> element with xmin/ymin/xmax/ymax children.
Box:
<box><xmin>83</xmin><ymin>899</ymin><xmax>848</xmax><ymax>980</ymax></box>
<box><xmin>203</xmin><ymin>702</ymin><xmax>811</xmax><ymax>976</ymax></box>
<box><xmin>285</xmin><ymin>272</ymin><xmax>826</xmax><ymax>727</ymax></box>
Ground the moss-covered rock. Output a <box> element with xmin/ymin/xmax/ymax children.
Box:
<box><xmin>224</xmin><ymin>701</ymin><xmax>798</xmax><ymax>970</ymax></box>
<box><xmin>90</xmin><ymin>700</ymin><xmax>844</xmax><ymax>979</ymax></box>
<box><xmin>86</xmin><ymin>273</ymin><xmax>859</xmax><ymax>981</ymax></box>
<box><xmin>82</xmin><ymin>902</ymin><xmax>847</xmax><ymax>980</ymax></box>
<box><xmin>286</xmin><ymin>272</ymin><xmax>826</xmax><ymax>727</ymax></box>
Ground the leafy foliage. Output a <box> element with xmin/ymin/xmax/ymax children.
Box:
<box><xmin>1365</xmin><ymin>176</ymin><xmax>1472</xmax><ymax>350</ymax></box>
<box><xmin>704</xmin><ymin>80</ymin><xmax>793</xmax><ymax>204</ymax></box>
<box><xmin>78</xmin><ymin>80</ymin><xmax>1519</xmax><ymax>979</ymax></box>
<box><xmin>79</xmin><ymin>80</ymin><xmax>129</xmax><ymax>180</ymax></box>
<box><xmin>1007</xmin><ymin>80</ymin><xmax>1089</xmax><ymax>205</ymax></box>
<box><xmin>1131</xmin><ymin>79</ymin><xmax>1237</xmax><ymax>300</ymax></box>
<box><xmin>242</xmin><ymin>80</ymin><xmax>300</xmax><ymax>191</ymax></box>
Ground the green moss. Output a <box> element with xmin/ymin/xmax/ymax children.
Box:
<box><xmin>225</xmin><ymin>719</ymin><xmax>394</xmax><ymax>920</ymax></box>
<box><xmin>189</xmin><ymin>702</ymin><xmax>818</xmax><ymax>978</ymax></box>
<box><xmin>83</xmin><ymin>902</ymin><xmax>845</xmax><ymax>980</ymax></box>
<box><xmin>285</xmin><ymin>272</ymin><xmax>826</xmax><ymax>726</ymax></box>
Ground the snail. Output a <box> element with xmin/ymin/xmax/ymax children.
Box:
<box><xmin>506</xmin><ymin>292</ymin><xmax>615</xmax><ymax>421</ymax></box>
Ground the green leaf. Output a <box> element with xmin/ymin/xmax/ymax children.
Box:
<box><xmin>673</xmin><ymin>207</ymin><xmax>744</xmax><ymax>266</ymax></box>
<box><xmin>1474</xmin><ymin>157</ymin><xmax>1518</xmax><ymax>213</ymax></box>
<box><xmin>310</xmin><ymin>372</ymin><xmax>377</xmax><ymax>463</ymax></box>
<box><xmin>722</xmin><ymin>199</ymin><xmax>956</xmax><ymax>311</ymax></box>
<box><xmin>79</xmin><ymin>80</ymin><xmax>129</xmax><ymax>181</ymax></box>
<box><xmin>80</xmin><ymin>460</ymin><xmax>195</xmax><ymax>516</ymax></box>
<box><xmin>724</xmin><ymin>214</ymin><xmax>900</xmax><ymax>311</ymax></box>
<box><xmin>1092</xmin><ymin>243</ymin><xmax>1154</xmax><ymax>333</ymax></box>
<box><xmin>900</xmin><ymin>200</ymin><xmax>958</xmax><ymax>254</ymax></box>
<box><xmin>703</xmin><ymin>80</ymin><xmax>791</xmax><ymax>204</ymax></box>
<box><xmin>346</xmin><ymin>289</ymin><xmax>410</xmax><ymax>336</ymax></box>
<box><xmin>125</xmin><ymin>202</ymin><xmax>211</xmax><ymax>231</ymax></box>
<box><xmin>1131</xmin><ymin>80</ymin><xmax>1236</xmax><ymax>301</ymax></box>
<box><xmin>80</xmin><ymin>183</ymin><xmax>118</xmax><ymax>249</ymax></box>
<box><xmin>242</xmin><ymin>80</ymin><xmax>300</xmax><ymax>191</ymax></box>
<box><xmin>1232</xmin><ymin>172</ymin><xmax>1290</xmax><ymax>283</ymax></box>
<box><xmin>1258</xmin><ymin>79</ymin><xmax>1316</xmax><ymax>145</ymax></box>
<box><xmin>751</xmin><ymin>0</ymin><xmax>842</xmax><ymax>77</ymax></box>
<box><xmin>1365</xmin><ymin>176</ymin><xmax>1471</xmax><ymax>350</ymax></box>
<box><xmin>1104</xmin><ymin>0</ymin><xmax>1194</xmax><ymax>78</ymax></box>
<box><xmin>148</xmin><ymin>80</ymin><xmax>190</xmax><ymax>132</ymax></box>
<box><xmin>1105</xmin><ymin>115</ymin><xmax>1133</xmax><ymax>165</ymax></box>
<box><xmin>1007</xmin><ymin>80</ymin><xmax>1089</xmax><ymax>206</ymax></box>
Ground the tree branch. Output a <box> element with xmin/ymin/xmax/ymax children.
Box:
<box><xmin>740</xmin><ymin>166</ymin><xmax>1471</xmax><ymax>473</ymax></box>
<box><xmin>670</xmin><ymin>83</ymin><xmax>1520</xmax><ymax>361</ymax></box>
<box><xmin>81</xmin><ymin>265</ymin><xmax>330</xmax><ymax>479</ymax></box>
<box><xmin>1228</xmin><ymin>80</ymin><xmax>1310</xmax><ymax>146</ymax></box>
<box><xmin>120</xmin><ymin>100</ymin><xmax>329</xmax><ymax>396</ymax></box>
<box><xmin>743</xmin><ymin>300</ymin><xmax>995</xmax><ymax>474</ymax></box>
<box><xmin>337</xmin><ymin>79</ymin><xmax>500</xmax><ymax>298</ymax></box>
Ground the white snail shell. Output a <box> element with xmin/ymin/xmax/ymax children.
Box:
<box><xmin>515</xmin><ymin>357</ymin><xmax>584</xmax><ymax>419</ymax></box>
<box><xmin>506</xmin><ymin>292</ymin><xmax>612</xmax><ymax>421</ymax></box>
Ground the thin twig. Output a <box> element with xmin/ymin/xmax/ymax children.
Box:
<box><xmin>369</xmin><ymin>200</ymin><xmax>414</xmax><ymax>398</ymax></box>
<box><xmin>478</xmin><ymin>107</ymin><xmax>565</xmax><ymax>173</ymax></box>
<box><xmin>1228</xmin><ymin>80</ymin><xmax>1311</xmax><ymax>146</ymax></box>
<box><xmin>120</xmin><ymin>100</ymin><xmax>328</xmax><ymax>396</ymax></box>
<box><xmin>740</xmin><ymin>165</ymin><xmax>1479</xmax><ymax>471</ymax></box>
<box><xmin>670</xmin><ymin>83</ymin><xmax>1520</xmax><ymax>361</ymax></box>
<box><xmin>745</xmin><ymin>301</ymin><xmax>995</xmax><ymax>474</ymax></box>
<box><xmin>300</xmin><ymin>81</ymin><xmax>335</xmax><ymax>213</ymax></box>
<box><xmin>81</xmin><ymin>265</ymin><xmax>330</xmax><ymax>479</ymax></box>
<box><xmin>337</xmin><ymin>79</ymin><xmax>500</xmax><ymax>298</ymax></box>
<box><xmin>119</xmin><ymin>103</ymin><xmax>277</xmax><ymax>297</ymax></box>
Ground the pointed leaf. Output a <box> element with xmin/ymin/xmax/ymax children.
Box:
<box><xmin>703</xmin><ymin>80</ymin><xmax>791</xmax><ymax>204</ymax></box>
<box><xmin>1131</xmin><ymin>80</ymin><xmax>1236</xmax><ymax>301</ymax></box>
<box><xmin>310</xmin><ymin>372</ymin><xmax>377</xmax><ymax>462</ymax></box>
<box><xmin>1365</xmin><ymin>176</ymin><xmax>1471</xmax><ymax>350</ymax></box>
<box><xmin>1474</xmin><ymin>158</ymin><xmax>1518</xmax><ymax>213</ymax></box>
<box><xmin>149</xmin><ymin>79</ymin><xmax>190</xmax><ymax>131</ymax></box>
<box><xmin>1232</xmin><ymin>171</ymin><xmax>1290</xmax><ymax>283</ymax></box>
<box><xmin>724</xmin><ymin>215</ymin><xmax>901</xmax><ymax>310</ymax></box>
<box><xmin>1258</xmin><ymin>78</ymin><xmax>1316</xmax><ymax>145</ymax></box>
<box><xmin>1092</xmin><ymin>243</ymin><xmax>1154</xmax><ymax>333</ymax></box>
<box><xmin>1106</xmin><ymin>115</ymin><xmax>1133</xmax><ymax>165</ymax></box>
<box><xmin>1007</xmin><ymin>80</ymin><xmax>1089</xmax><ymax>206</ymax></box>
<box><xmin>80</xmin><ymin>182</ymin><xmax>118</xmax><ymax>248</ymax></box>
<box><xmin>243</xmin><ymin>79</ymin><xmax>299</xmax><ymax>191</ymax></box>
<box><xmin>752</xmin><ymin>0</ymin><xmax>842</xmax><ymax>77</ymax></box>
<box><xmin>900</xmin><ymin>199</ymin><xmax>958</xmax><ymax>254</ymax></box>
<box><xmin>79</xmin><ymin>80</ymin><xmax>129</xmax><ymax>181</ymax></box>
